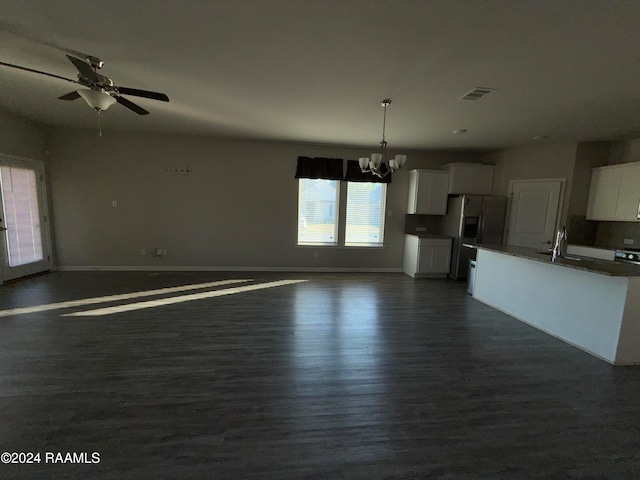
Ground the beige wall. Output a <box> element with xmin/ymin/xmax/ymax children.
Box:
<box><xmin>608</xmin><ymin>139</ymin><xmax>640</xmax><ymax>165</ymax></box>
<box><xmin>5</xmin><ymin>110</ymin><xmax>640</xmax><ymax>268</ymax></box>
<box><xmin>0</xmin><ymin>110</ymin><xmax>49</xmax><ymax>161</ymax></box>
<box><xmin>484</xmin><ymin>142</ymin><xmax>578</xmax><ymax>226</ymax></box>
<box><xmin>47</xmin><ymin>128</ymin><xmax>482</xmax><ymax>270</ymax></box>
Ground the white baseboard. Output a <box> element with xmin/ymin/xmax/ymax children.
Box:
<box><xmin>55</xmin><ymin>265</ymin><xmax>403</xmax><ymax>273</ymax></box>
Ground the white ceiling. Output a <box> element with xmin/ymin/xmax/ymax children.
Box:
<box><xmin>1</xmin><ymin>0</ymin><xmax>640</xmax><ymax>151</ymax></box>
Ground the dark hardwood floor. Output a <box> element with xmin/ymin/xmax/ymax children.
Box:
<box><xmin>1</xmin><ymin>271</ymin><xmax>639</xmax><ymax>479</ymax></box>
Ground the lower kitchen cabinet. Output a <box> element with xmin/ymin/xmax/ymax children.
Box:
<box><xmin>403</xmin><ymin>235</ymin><xmax>453</xmax><ymax>278</ymax></box>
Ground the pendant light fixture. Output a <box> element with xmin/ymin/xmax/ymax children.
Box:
<box><xmin>359</xmin><ymin>99</ymin><xmax>407</xmax><ymax>178</ymax></box>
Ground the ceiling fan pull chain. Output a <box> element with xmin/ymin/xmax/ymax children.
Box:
<box><xmin>98</xmin><ymin>110</ymin><xmax>102</xmax><ymax>137</ymax></box>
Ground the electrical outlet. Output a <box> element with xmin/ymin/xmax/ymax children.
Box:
<box><xmin>313</xmin><ymin>251</ymin><xmax>318</xmax><ymax>258</ymax></box>
<box><xmin>415</xmin><ymin>226</ymin><xmax>427</xmax><ymax>232</ymax></box>
<box><xmin>624</xmin><ymin>238</ymin><xmax>635</xmax><ymax>245</ymax></box>
<box><xmin>141</xmin><ymin>248</ymin><xmax>146</xmax><ymax>255</ymax></box>
<box><xmin>112</xmin><ymin>200</ymin><xmax>117</xmax><ymax>208</ymax></box>
<box><xmin>157</xmin><ymin>248</ymin><xmax>163</xmax><ymax>256</ymax></box>
<box><xmin>162</xmin><ymin>249</ymin><xmax>167</xmax><ymax>256</ymax></box>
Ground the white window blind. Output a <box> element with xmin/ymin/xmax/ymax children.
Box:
<box><xmin>345</xmin><ymin>182</ymin><xmax>386</xmax><ymax>246</ymax></box>
<box><xmin>297</xmin><ymin>179</ymin><xmax>339</xmax><ymax>245</ymax></box>
<box><xmin>0</xmin><ymin>166</ymin><xmax>44</xmax><ymax>266</ymax></box>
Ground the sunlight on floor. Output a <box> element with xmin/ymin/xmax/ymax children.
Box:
<box><xmin>64</xmin><ymin>280</ymin><xmax>308</xmax><ymax>317</ymax></box>
<box><xmin>0</xmin><ymin>279</ymin><xmax>252</xmax><ymax>317</ymax></box>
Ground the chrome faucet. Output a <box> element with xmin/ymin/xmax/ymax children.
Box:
<box><xmin>552</xmin><ymin>226</ymin><xmax>567</xmax><ymax>261</ymax></box>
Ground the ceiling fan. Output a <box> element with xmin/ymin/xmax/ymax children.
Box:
<box><xmin>0</xmin><ymin>54</ymin><xmax>169</xmax><ymax>115</ymax></box>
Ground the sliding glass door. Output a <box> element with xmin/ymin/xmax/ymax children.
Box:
<box><xmin>0</xmin><ymin>155</ymin><xmax>51</xmax><ymax>281</ymax></box>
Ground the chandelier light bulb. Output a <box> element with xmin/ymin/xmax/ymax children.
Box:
<box><xmin>360</xmin><ymin>99</ymin><xmax>407</xmax><ymax>178</ymax></box>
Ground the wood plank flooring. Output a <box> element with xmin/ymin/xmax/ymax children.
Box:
<box><xmin>0</xmin><ymin>271</ymin><xmax>639</xmax><ymax>479</ymax></box>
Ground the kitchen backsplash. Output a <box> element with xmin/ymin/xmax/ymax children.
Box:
<box><xmin>404</xmin><ymin>214</ymin><xmax>440</xmax><ymax>235</ymax></box>
<box><xmin>568</xmin><ymin>215</ymin><xmax>640</xmax><ymax>249</ymax></box>
<box><xmin>567</xmin><ymin>215</ymin><xmax>597</xmax><ymax>246</ymax></box>
<box><xmin>594</xmin><ymin>221</ymin><xmax>640</xmax><ymax>249</ymax></box>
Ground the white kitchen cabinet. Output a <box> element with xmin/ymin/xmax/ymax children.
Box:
<box><xmin>403</xmin><ymin>235</ymin><xmax>452</xmax><ymax>278</ymax></box>
<box><xmin>586</xmin><ymin>167</ymin><xmax>620</xmax><ymax>220</ymax></box>
<box><xmin>407</xmin><ymin>169</ymin><xmax>450</xmax><ymax>215</ymax></box>
<box><xmin>442</xmin><ymin>163</ymin><xmax>495</xmax><ymax>195</ymax></box>
<box><xmin>586</xmin><ymin>162</ymin><xmax>640</xmax><ymax>221</ymax></box>
<box><xmin>615</xmin><ymin>163</ymin><xmax>640</xmax><ymax>220</ymax></box>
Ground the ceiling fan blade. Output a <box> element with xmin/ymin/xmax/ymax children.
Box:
<box><xmin>65</xmin><ymin>55</ymin><xmax>99</xmax><ymax>82</ymax></box>
<box><xmin>114</xmin><ymin>86</ymin><xmax>169</xmax><ymax>102</ymax></box>
<box><xmin>58</xmin><ymin>91</ymin><xmax>81</xmax><ymax>101</ymax></box>
<box><xmin>0</xmin><ymin>20</ymin><xmax>93</xmax><ymax>61</ymax></box>
<box><xmin>0</xmin><ymin>61</ymin><xmax>78</xmax><ymax>84</ymax></box>
<box><xmin>115</xmin><ymin>95</ymin><xmax>150</xmax><ymax>115</ymax></box>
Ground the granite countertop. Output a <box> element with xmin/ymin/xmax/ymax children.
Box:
<box><xmin>476</xmin><ymin>244</ymin><xmax>640</xmax><ymax>277</ymax></box>
<box><xmin>405</xmin><ymin>233</ymin><xmax>453</xmax><ymax>239</ymax></box>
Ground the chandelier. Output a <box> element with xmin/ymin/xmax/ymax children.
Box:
<box><xmin>359</xmin><ymin>99</ymin><xmax>407</xmax><ymax>178</ymax></box>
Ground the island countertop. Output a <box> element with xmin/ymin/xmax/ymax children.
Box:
<box><xmin>476</xmin><ymin>244</ymin><xmax>640</xmax><ymax>277</ymax></box>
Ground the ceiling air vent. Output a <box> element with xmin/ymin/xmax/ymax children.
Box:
<box><xmin>459</xmin><ymin>87</ymin><xmax>496</xmax><ymax>101</ymax></box>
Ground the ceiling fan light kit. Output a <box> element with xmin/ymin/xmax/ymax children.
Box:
<box><xmin>77</xmin><ymin>89</ymin><xmax>117</xmax><ymax>112</ymax></box>
<box><xmin>359</xmin><ymin>99</ymin><xmax>407</xmax><ymax>178</ymax></box>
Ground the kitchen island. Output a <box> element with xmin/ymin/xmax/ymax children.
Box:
<box><xmin>473</xmin><ymin>244</ymin><xmax>640</xmax><ymax>365</ymax></box>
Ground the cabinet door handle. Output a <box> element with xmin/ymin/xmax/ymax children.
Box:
<box><xmin>637</xmin><ymin>199</ymin><xmax>640</xmax><ymax>220</ymax></box>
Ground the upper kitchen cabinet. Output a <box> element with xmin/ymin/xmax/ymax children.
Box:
<box><xmin>586</xmin><ymin>162</ymin><xmax>640</xmax><ymax>221</ymax></box>
<box><xmin>407</xmin><ymin>169</ymin><xmax>450</xmax><ymax>215</ymax></box>
<box><xmin>442</xmin><ymin>163</ymin><xmax>495</xmax><ymax>195</ymax></box>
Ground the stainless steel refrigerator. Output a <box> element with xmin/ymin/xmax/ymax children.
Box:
<box><xmin>440</xmin><ymin>195</ymin><xmax>507</xmax><ymax>280</ymax></box>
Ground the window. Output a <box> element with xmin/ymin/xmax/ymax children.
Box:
<box><xmin>297</xmin><ymin>179</ymin><xmax>387</xmax><ymax>247</ymax></box>
<box><xmin>345</xmin><ymin>182</ymin><xmax>386</xmax><ymax>246</ymax></box>
<box><xmin>297</xmin><ymin>178</ymin><xmax>339</xmax><ymax>245</ymax></box>
<box><xmin>0</xmin><ymin>166</ymin><xmax>44</xmax><ymax>266</ymax></box>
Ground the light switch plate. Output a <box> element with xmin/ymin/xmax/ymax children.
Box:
<box><xmin>415</xmin><ymin>226</ymin><xmax>427</xmax><ymax>232</ymax></box>
<box><xmin>624</xmin><ymin>238</ymin><xmax>635</xmax><ymax>245</ymax></box>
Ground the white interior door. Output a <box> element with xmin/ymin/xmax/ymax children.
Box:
<box><xmin>507</xmin><ymin>179</ymin><xmax>564</xmax><ymax>250</ymax></box>
<box><xmin>0</xmin><ymin>156</ymin><xmax>52</xmax><ymax>281</ymax></box>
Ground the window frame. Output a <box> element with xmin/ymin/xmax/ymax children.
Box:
<box><xmin>344</xmin><ymin>182</ymin><xmax>387</xmax><ymax>247</ymax></box>
<box><xmin>296</xmin><ymin>178</ymin><xmax>341</xmax><ymax>246</ymax></box>
<box><xmin>296</xmin><ymin>179</ymin><xmax>387</xmax><ymax>248</ymax></box>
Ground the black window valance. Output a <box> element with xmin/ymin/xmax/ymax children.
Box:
<box><xmin>294</xmin><ymin>156</ymin><xmax>343</xmax><ymax>180</ymax></box>
<box><xmin>343</xmin><ymin>160</ymin><xmax>392</xmax><ymax>183</ymax></box>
